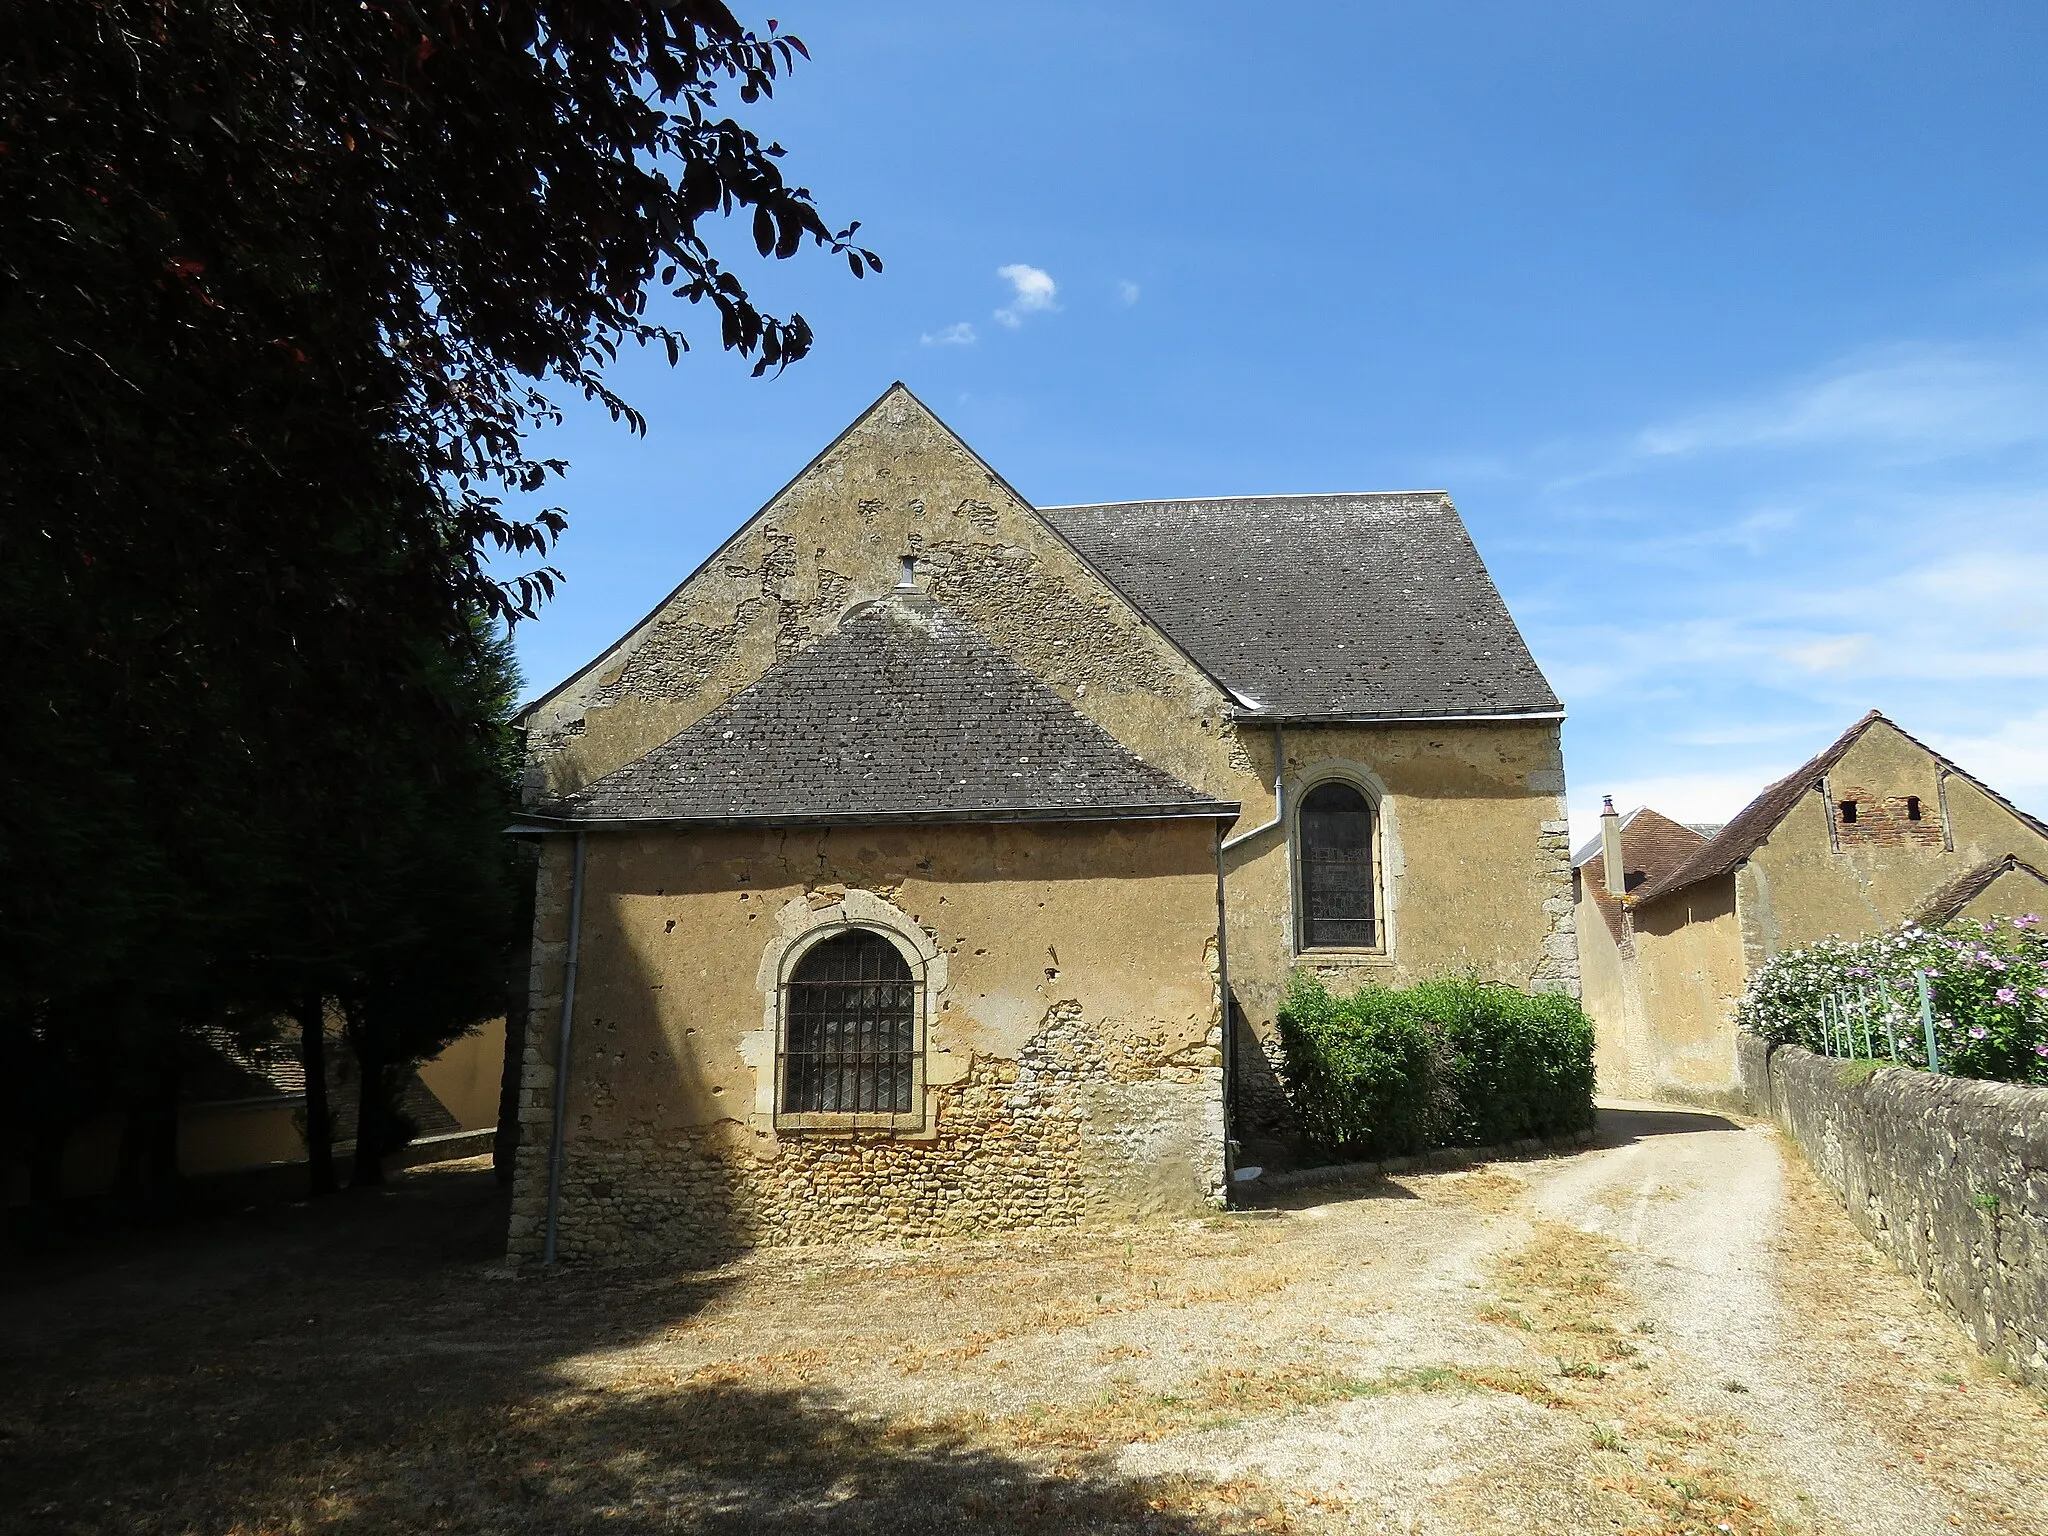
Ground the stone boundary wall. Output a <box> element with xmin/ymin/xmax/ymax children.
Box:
<box><xmin>1739</xmin><ymin>1037</ymin><xmax>2048</xmax><ymax>1389</ymax></box>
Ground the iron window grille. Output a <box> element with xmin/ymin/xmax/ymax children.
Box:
<box><xmin>1298</xmin><ymin>780</ymin><xmax>1379</xmax><ymax>949</ymax></box>
<box><xmin>779</xmin><ymin>930</ymin><xmax>920</xmax><ymax>1124</ymax></box>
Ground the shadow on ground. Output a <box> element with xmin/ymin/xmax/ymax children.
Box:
<box><xmin>0</xmin><ymin>1162</ymin><xmax>1262</xmax><ymax>1535</ymax></box>
<box><xmin>1592</xmin><ymin>1103</ymin><xmax>1743</xmax><ymax>1147</ymax></box>
<box><xmin>1236</xmin><ymin>1174</ymin><xmax>1424</xmax><ymax>1212</ymax></box>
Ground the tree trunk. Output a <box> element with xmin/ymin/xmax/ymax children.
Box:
<box><xmin>496</xmin><ymin>851</ymin><xmax>538</xmax><ymax>1184</ymax></box>
<box><xmin>142</xmin><ymin>1080</ymin><xmax>180</xmax><ymax>1223</ymax></box>
<box><xmin>22</xmin><ymin>1108</ymin><xmax>71</xmax><ymax>1247</ymax></box>
<box><xmin>492</xmin><ymin>1015</ymin><xmax>524</xmax><ymax>1185</ymax></box>
<box><xmin>296</xmin><ymin>995</ymin><xmax>336</xmax><ymax>1197</ymax></box>
<box><xmin>349</xmin><ymin>1040</ymin><xmax>388</xmax><ymax>1188</ymax></box>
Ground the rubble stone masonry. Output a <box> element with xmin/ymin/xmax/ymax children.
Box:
<box><xmin>1742</xmin><ymin>1038</ymin><xmax>2048</xmax><ymax>1389</ymax></box>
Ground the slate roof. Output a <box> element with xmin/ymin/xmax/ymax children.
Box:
<box><xmin>536</xmin><ymin>596</ymin><xmax>1235</xmax><ymax>825</ymax></box>
<box><xmin>1634</xmin><ymin>711</ymin><xmax>2048</xmax><ymax>906</ymax></box>
<box><xmin>1040</xmin><ymin>494</ymin><xmax>1560</xmax><ymax>720</ymax></box>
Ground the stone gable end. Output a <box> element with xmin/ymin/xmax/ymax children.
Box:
<box><xmin>522</xmin><ymin>384</ymin><xmax>1231</xmax><ymax>802</ymax></box>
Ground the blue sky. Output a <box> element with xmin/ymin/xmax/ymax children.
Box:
<box><xmin>507</xmin><ymin>3</ymin><xmax>2048</xmax><ymax>845</ymax></box>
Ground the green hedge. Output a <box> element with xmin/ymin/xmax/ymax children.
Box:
<box><xmin>1274</xmin><ymin>974</ymin><xmax>1597</xmax><ymax>1160</ymax></box>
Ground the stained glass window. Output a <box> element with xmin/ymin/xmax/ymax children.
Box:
<box><xmin>1298</xmin><ymin>781</ymin><xmax>1377</xmax><ymax>948</ymax></box>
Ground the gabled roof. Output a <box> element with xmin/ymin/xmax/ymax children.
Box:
<box><xmin>1634</xmin><ymin>710</ymin><xmax>2048</xmax><ymax>906</ymax></box>
<box><xmin>1039</xmin><ymin>494</ymin><xmax>1560</xmax><ymax>721</ymax></box>
<box><xmin>532</xmin><ymin>595</ymin><xmax>1236</xmax><ymax>826</ymax></box>
<box><xmin>1911</xmin><ymin>855</ymin><xmax>2048</xmax><ymax>927</ymax></box>
<box><xmin>1573</xmin><ymin>808</ymin><xmax>1710</xmax><ymax>942</ymax></box>
<box><xmin>515</xmin><ymin>382</ymin><xmax>1067</xmax><ymax>730</ymax></box>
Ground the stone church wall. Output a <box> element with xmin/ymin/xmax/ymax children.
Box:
<box><xmin>507</xmin><ymin>820</ymin><xmax>1225</xmax><ymax>1265</ymax></box>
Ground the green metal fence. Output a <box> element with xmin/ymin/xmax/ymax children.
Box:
<box><xmin>1811</xmin><ymin>973</ymin><xmax>1943</xmax><ymax>1074</ymax></box>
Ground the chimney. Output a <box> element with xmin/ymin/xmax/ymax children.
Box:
<box><xmin>1600</xmin><ymin>795</ymin><xmax>1626</xmax><ymax>898</ymax></box>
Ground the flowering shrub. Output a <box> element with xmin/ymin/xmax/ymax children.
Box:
<box><xmin>1736</xmin><ymin>913</ymin><xmax>2048</xmax><ymax>1084</ymax></box>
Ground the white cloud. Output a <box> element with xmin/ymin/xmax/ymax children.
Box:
<box><xmin>1779</xmin><ymin>634</ymin><xmax>1873</xmax><ymax>674</ymax></box>
<box><xmin>1508</xmin><ymin>328</ymin><xmax>2048</xmax><ymax>864</ymax></box>
<box><xmin>1117</xmin><ymin>278</ymin><xmax>1141</xmax><ymax>306</ymax></box>
<box><xmin>993</xmin><ymin>263</ymin><xmax>1058</xmax><ymax>328</ymax></box>
<box><xmin>1632</xmin><ymin>340</ymin><xmax>2048</xmax><ymax>464</ymax></box>
<box><xmin>1567</xmin><ymin>770</ymin><xmax>1778</xmax><ymax>851</ymax></box>
<box><xmin>920</xmin><ymin>322</ymin><xmax>977</xmax><ymax>347</ymax></box>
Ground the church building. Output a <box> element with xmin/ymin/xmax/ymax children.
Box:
<box><xmin>507</xmin><ymin>385</ymin><xmax>1572</xmax><ymax>1264</ymax></box>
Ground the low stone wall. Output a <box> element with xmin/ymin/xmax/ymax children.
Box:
<box><xmin>1739</xmin><ymin>1037</ymin><xmax>2048</xmax><ymax>1389</ymax></box>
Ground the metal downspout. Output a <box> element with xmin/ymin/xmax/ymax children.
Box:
<box><xmin>542</xmin><ymin>830</ymin><xmax>588</xmax><ymax>1267</ymax></box>
<box><xmin>1213</xmin><ymin>823</ymin><xmax>1236</xmax><ymax>1194</ymax></box>
<box><xmin>1219</xmin><ymin>722</ymin><xmax>1286</xmax><ymax>853</ymax></box>
<box><xmin>1212</xmin><ymin>721</ymin><xmax>1282</xmax><ymax>1196</ymax></box>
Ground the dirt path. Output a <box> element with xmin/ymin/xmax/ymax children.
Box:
<box><xmin>4</xmin><ymin>1107</ymin><xmax>2044</xmax><ymax>1534</ymax></box>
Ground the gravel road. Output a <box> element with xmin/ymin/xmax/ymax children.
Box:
<box><xmin>1109</xmin><ymin>1104</ymin><xmax>2048</xmax><ymax>1534</ymax></box>
<box><xmin>5</xmin><ymin>1104</ymin><xmax>2044</xmax><ymax>1535</ymax></box>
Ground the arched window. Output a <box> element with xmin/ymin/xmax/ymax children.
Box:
<box><xmin>782</xmin><ymin>930</ymin><xmax>918</xmax><ymax>1115</ymax></box>
<box><xmin>1298</xmin><ymin>781</ymin><xmax>1378</xmax><ymax>949</ymax></box>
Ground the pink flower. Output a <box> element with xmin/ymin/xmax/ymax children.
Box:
<box><xmin>1969</xmin><ymin>1026</ymin><xmax>1989</xmax><ymax>1040</ymax></box>
<box><xmin>2035</xmin><ymin>987</ymin><xmax>2048</xmax><ymax>1001</ymax></box>
<box><xmin>2036</xmin><ymin>1043</ymin><xmax>2048</xmax><ymax>1058</ymax></box>
<box><xmin>2013</xmin><ymin>913</ymin><xmax>2040</xmax><ymax>930</ymax></box>
<box><xmin>1996</xmin><ymin>987</ymin><xmax>2018</xmax><ymax>1005</ymax></box>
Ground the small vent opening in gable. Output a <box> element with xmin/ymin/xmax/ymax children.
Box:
<box><xmin>1838</xmin><ymin>799</ymin><xmax>1858</xmax><ymax>824</ymax></box>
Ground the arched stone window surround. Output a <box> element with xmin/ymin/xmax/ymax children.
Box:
<box><xmin>1286</xmin><ymin>760</ymin><xmax>1401</xmax><ymax>960</ymax></box>
<box><xmin>740</xmin><ymin>889</ymin><xmax>949</xmax><ymax>1132</ymax></box>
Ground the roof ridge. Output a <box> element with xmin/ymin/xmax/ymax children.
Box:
<box><xmin>518</xmin><ymin>381</ymin><xmax>1255</xmax><ymax>727</ymax></box>
<box><xmin>1632</xmin><ymin>714</ymin><xmax>1881</xmax><ymax>903</ymax></box>
<box><xmin>1633</xmin><ymin>710</ymin><xmax>2048</xmax><ymax>905</ymax></box>
<box><xmin>1039</xmin><ymin>494</ymin><xmax>1560</xmax><ymax>720</ymax></box>
<box><xmin>1038</xmin><ymin>490</ymin><xmax>1453</xmax><ymax>509</ymax></box>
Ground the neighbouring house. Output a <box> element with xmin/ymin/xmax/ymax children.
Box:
<box><xmin>1576</xmin><ymin>710</ymin><xmax>2048</xmax><ymax>1104</ymax></box>
<box><xmin>1</xmin><ymin>1021</ymin><xmax>505</xmax><ymax>1207</ymax></box>
<box><xmin>507</xmin><ymin>383</ymin><xmax>1574</xmax><ymax>1265</ymax></box>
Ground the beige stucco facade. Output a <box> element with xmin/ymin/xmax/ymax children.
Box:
<box><xmin>1586</xmin><ymin>716</ymin><xmax>2048</xmax><ymax>1104</ymax></box>
<box><xmin>1954</xmin><ymin>862</ymin><xmax>2048</xmax><ymax>923</ymax></box>
<box><xmin>509</xmin><ymin>386</ymin><xmax>1575</xmax><ymax>1262</ymax></box>
<box><xmin>508</xmin><ymin>820</ymin><xmax>1226</xmax><ymax>1263</ymax></box>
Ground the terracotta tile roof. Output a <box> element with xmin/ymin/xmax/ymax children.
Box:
<box><xmin>1039</xmin><ymin>494</ymin><xmax>1560</xmax><ymax>720</ymax></box>
<box><xmin>1575</xmin><ymin>808</ymin><xmax>1710</xmax><ymax>942</ymax></box>
<box><xmin>1910</xmin><ymin>855</ymin><xmax>2048</xmax><ymax>926</ymax></box>
<box><xmin>536</xmin><ymin>595</ymin><xmax>1235</xmax><ymax>826</ymax></box>
<box><xmin>1631</xmin><ymin>714</ymin><xmax>1881</xmax><ymax>905</ymax></box>
<box><xmin>1633</xmin><ymin>711</ymin><xmax>2048</xmax><ymax>906</ymax></box>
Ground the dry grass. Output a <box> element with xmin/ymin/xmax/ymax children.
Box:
<box><xmin>947</xmin><ymin>1363</ymin><xmax>1463</xmax><ymax>1451</ymax></box>
<box><xmin>1594</xmin><ymin>1454</ymin><xmax>1797</xmax><ymax>1536</ymax></box>
<box><xmin>2</xmin><ymin>1166</ymin><xmax>1329</xmax><ymax>1536</ymax></box>
<box><xmin>1471</xmin><ymin>1221</ymin><xmax>1800</xmax><ymax>1535</ymax></box>
<box><xmin>1433</xmin><ymin>1168</ymin><xmax>1529</xmax><ymax>1212</ymax></box>
<box><xmin>1766</xmin><ymin>1141</ymin><xmax>2048</xmax><ymax>1532</ymax></box>
<box><xmin>11</xmin><ymin>1129</ymin><xmax>2045</xmax><ymax>1536</ymax></box>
